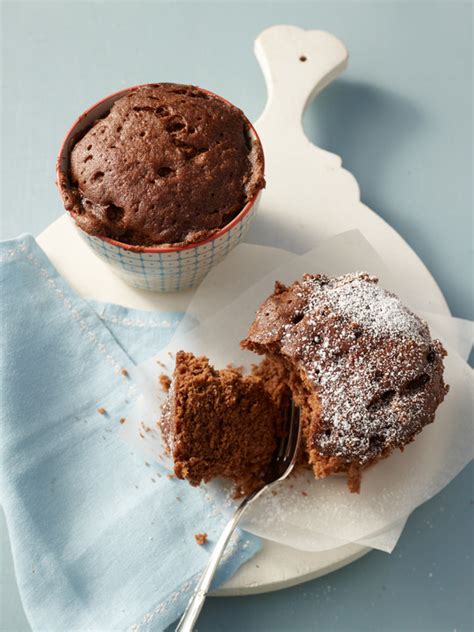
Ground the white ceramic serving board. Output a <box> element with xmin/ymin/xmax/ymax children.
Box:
<box><xmin>37</xmin><ymin>25</ymin><xmax>451</xmax><ymax>595</ymax></box>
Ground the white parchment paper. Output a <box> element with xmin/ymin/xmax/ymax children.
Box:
<box><xmin>124</xmin><ymin>231</ymin><xmax>473</xmax><ymax>553</ymax></box>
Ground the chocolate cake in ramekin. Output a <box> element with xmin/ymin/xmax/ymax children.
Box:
<box><xmin>57</xmin><ymin>83</ymin><xmax>265</xmax><ymax>292</ymax></box>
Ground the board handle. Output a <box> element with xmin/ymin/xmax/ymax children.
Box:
<box><xmin>255</xmin><ymin>25</ymin><xmax>348</xmax><ymax>128</ymax></box>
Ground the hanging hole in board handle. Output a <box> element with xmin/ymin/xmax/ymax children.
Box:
<box><xmin>253</xmin><ymin>26</ymin><xmax>349</xmax><ymax>131</ymax></box>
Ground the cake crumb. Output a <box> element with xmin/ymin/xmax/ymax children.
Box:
<box><xmin>119</xmin><ymin>417</ymin><xmax>126</xmax><ymax>425</ymax></box>
<box><xmin>159</xmin><ymin>373</ymin><xmax>172</xmax><ymax>392</ymax></box>
<box><xmin>225</xmin><ymin>363</ymin><xmax>244</xmax><ymax>373</ymax></box>
<box><xmin>194</xmin><ymin>533</ymin><xmax>208</xmax><ymax>545</ymax></box>
<box><xmin>301</xmin><ymin>491</ymin><xmax>308</xmax><ymax>497</ymax></box>
<box><xmin>166</xmin><ymin>473</ymin><xmax>175</xmax><ymax>479</ymax></box>
<box><xmin>120</xmin><ymin>368</ymin><xmax>129</xmax><ymax>378</ymax></box>
<box><xmin>97</xmin><ymin>407</ymin><xmax>107</xmax><ymax>415</ymax></box>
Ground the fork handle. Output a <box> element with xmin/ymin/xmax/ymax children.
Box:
<box><xmin>176</xmin><ymin>490</ymin><xmax>259</xmax><ymax>632</ymax></box>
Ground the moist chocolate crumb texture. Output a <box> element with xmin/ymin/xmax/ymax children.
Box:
<box><xmin>242</xmin><ymin>272</ymin><xmax>449</xmax><ymax>492</ymax></box>
<box><xmin>58</xmin><ymin>83</ymin><xmax>265</xmax><ymax>247</ymax></box>
<box><xmin>159</xmin><ymin>351</ymin><xmax>287</xmax><ymax>496</ymax></box>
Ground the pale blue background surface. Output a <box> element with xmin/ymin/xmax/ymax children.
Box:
<box><xmin>1</xmin><ymin>1</ymin><xmax>472</xmax><ymax>631</ymax></box>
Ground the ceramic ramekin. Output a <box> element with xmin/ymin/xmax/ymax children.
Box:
<box><xmin>56</xmin><ymin>85</ymin><xmax>263</xmax><ymax>292</ymax></box>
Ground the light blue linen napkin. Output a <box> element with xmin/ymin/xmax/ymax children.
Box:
<box><xmin>0</xmin><ymin>235</ymin><xmax>260</xmax><ymax>632</ymax></box>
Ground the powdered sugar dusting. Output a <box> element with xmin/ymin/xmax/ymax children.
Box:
<box><xmin>311</xmin><ymin>273</ymin><xmax>427</xmax><ymax>343</ymax></box>
<box><xmin>245</xmin><ymin>272</ymin><xmax>448</xmax><ymax>467</ymax></box>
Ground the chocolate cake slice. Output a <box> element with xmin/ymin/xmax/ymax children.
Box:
<box><xmin>159</xmin><ymin>351</ymin><xmax>287</xmax><ymax>496</ymax></box>
<box><xmin>242</xmin><ymin>272</ymin><xmax>449</xmax><ymax>492</ymax></box>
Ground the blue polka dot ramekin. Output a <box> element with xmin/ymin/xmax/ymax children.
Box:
<box><xmin>56</xmin><ymin>85</ymin><xmax>263</xmax><ymax>292</ymax></box>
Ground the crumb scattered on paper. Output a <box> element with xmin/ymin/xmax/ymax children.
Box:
<box><xmin>159</xmin><ymin>373</ymin><xmax>171</xmax><ymax>392</ymax></box>
<box><xmin>194</xmin><ymin>533</ymin><xmax>208</xmax><ymax>545</ymax></box>
<box><xmin>119</xmin><ymin>417</ymin><xmax>126</xmax><ymax>424</ymax></box>
<box><xmin>97</xmin><ymin>407</ymin><xmax>107</xmax><ymax>415</ymax></box>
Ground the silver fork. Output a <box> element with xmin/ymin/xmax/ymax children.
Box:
<box><xmin>176</xmin><ymin>403</ymin><xmax>301</xmax><ymax>632</ymax></box>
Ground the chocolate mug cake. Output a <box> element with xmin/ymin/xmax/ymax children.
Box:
<box><xmin>58</xmin><ymin>83</ymin><xmax>265</xmax><ymax>247</ymax></box>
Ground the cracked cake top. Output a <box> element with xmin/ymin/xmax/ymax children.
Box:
<box><xmin>59</xmin><ymin>83</ymin><xmax>265</xmax><ymax>246</ymax></box>
<box><xmin>242</xmin><ymin>272</ymin><xmax>448</xmax><ymax>467</ymax></box>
